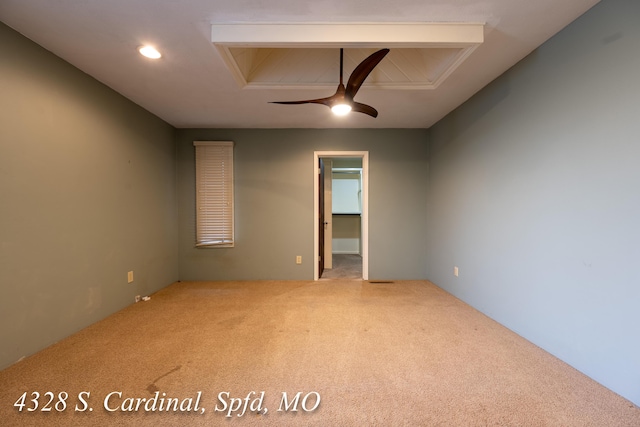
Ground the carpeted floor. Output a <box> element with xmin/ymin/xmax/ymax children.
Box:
<box><xmin>0</xmin><ymin>280</ymin><xmax>638</xmax><ymax>426</ymax></box>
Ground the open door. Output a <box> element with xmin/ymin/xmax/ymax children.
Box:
<box><xmin>318</xmin><ymin>158</ymin><xmax>325</xmax><ymax>277</ymax></box>
<box><xmin>324</xmin><ymin>160</ymin><xmax>333</xmax><ymax>270</ymax></box>
<box><xmin>318</xmin><ymin>158</ymin><xmax>335</xmax><ymax>278</ymax></box>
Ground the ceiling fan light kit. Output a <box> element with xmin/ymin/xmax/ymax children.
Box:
<box><xmin>331</xmin><ymin>104</ymin><xmax>352</xmax><ymax>116</ymax></box>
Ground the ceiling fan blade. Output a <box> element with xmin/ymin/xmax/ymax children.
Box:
<box><xmin>345</xmin><ymin>48</ymin><xmax>389</xmax><ymax>99</ymax></box>
<box><xmin>270</xmin><ymin>96</ymin><xmax>335</xmax><ymax>107</ymax></box>
<box><xmin>351</xmin><ymin>102</ymin><xmax>379</xmax><ymax>118</ymax></box>
<box><xmin>271</xmin><ymin>100</ymin><xmax>320</xmax><ymax>105</ymax></box>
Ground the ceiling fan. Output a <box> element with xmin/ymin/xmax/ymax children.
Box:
<box><xmin>270</xmin><ymin>48</ymin><xmax>390</xmax><ymax>118</ymax></box>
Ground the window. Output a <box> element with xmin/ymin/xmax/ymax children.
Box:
<box><xmin>194</xmin><ymin>141</ymin><xmax>234</xmax><ymax>247</ymax></box>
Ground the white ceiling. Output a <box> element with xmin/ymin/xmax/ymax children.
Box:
<box><xmin>0</xmin><ymin>0</ymin><xmax>600</xmax><ymax>129</ymax></box>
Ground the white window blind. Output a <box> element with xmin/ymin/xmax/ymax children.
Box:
<box><xmin>194</xmin><ymin>141</ymin><xmax>234</xmax><ymax>247</ymax></box>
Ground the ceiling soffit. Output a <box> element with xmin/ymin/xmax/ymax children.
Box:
<box><xmin>211</xmin><ymin>23</ymin><xmax>484</xmax><ymax>90</ymax></box>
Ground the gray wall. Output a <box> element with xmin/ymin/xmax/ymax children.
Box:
<box><xmin>427</xmin><ymin>0</ymin><xmax>640</xmax><ymax>406</ymax></box>
<box><xmin>176</xmin><ymin>129</ymin><xmax>429</xmax><ymax>281</ymax></box>
<box><xmin>0</xmin><ymin>23</ymin><xmax>179</xmax><ymax>369</ymax></box>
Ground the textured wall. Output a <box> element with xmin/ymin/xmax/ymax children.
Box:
<box><xmin>0</xmin><ymin>23</ymin><xmax>179</xmax><ymax>369</ymax></box>
<box><xmin>176</xmin><ymin>128</ymin><xmax>429</xmax><ymax>281</ymax></box>
<box><xmin>427</xmin><ymin>0</ymin><xmax>640</xmax><ymax>406</ymax></box>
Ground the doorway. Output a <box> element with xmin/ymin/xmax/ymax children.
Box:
<box><xmin>314</xmin><ymin>151</ymin><xmax>369</xmax><ymax>280</ymax></box>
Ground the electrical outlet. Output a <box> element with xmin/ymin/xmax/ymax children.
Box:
<box><xmin>127</xmin><ymin>271</ymin><xmax>134</xmax><ymax>283</ymax></box>
<box><xmin>135</xmin><ymin>295</ymin><xmax>141</xmax><ymax>303</ymax></box>
<box><xmin>454</xmin><ymin>266</ymin><xmax>459</xmax><ymax>277</ymax></box>
<box><xmin>296</xmin><ymin>256</ymin><xmax>302</xmax><ymax>264</ymax></box>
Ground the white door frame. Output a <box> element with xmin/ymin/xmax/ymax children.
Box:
<box><xmin>314</xmin><ymin>151</ymin><xmax>369</xmax><ymax>281</ymax></box>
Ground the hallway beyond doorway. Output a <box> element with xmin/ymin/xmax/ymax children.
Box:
<box><xmin>320</xmin><ymin>254</ymin><xmax>362</xmax><ymax>280</ymax></box>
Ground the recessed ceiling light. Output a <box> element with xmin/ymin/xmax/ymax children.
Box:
<box><xmin>138</xmin><ymin>45</ymin><xmax>162</xmax><ymax>59</ymax></box>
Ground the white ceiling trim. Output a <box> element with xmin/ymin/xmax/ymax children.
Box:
<box><xmin>211</xmin><ymin>23</ymin><xmax>484</xmax><ymax>46</ymax></box>
<box><xmin>211</xmin><ymin>23</ymin><xmax>484</xmax><ymax>90</ymax></box>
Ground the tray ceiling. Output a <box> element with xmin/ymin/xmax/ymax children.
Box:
<box><xmin>213</xmin><ymin>23</ymin><xmax>483</xmax><ymax>89</ymax></box>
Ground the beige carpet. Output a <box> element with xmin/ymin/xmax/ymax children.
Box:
<box><xmin>0</xmin><ymin>280</ymin><xmax>638</xmax><ymax>426</ymax></box>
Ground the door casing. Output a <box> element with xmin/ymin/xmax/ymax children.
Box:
<box><xmin>314</xmin><ymin>151</ymin><xmax>369</xmax><ymax>281</ymax></box>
